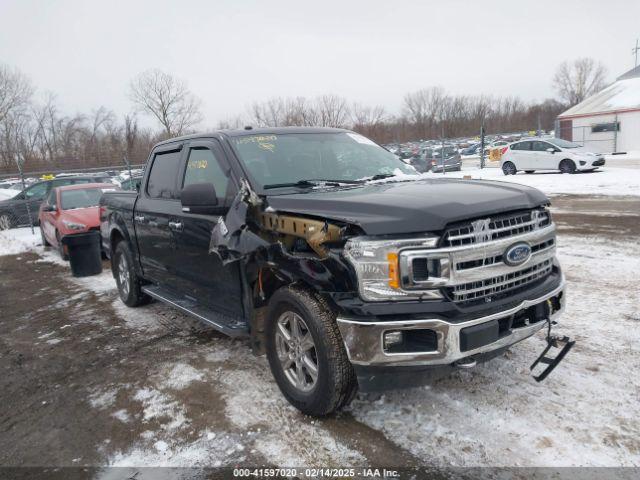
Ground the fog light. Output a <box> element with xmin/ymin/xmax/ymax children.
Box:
<box><xmin>383</xmin><ymin>330</ymin><xmax>403</xmax><ymax>349</ymax></box>
<box><xmin>579</xmin><ymin>160</ymin><xmax>586</xmax><ymax>166</ymax></box>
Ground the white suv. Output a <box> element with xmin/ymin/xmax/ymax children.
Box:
<box><xmin>500</xmin><ymin>138</ymin><xmax>605</xmax><ymax>175</ymax></box>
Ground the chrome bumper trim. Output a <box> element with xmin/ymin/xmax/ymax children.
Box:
<box><xmin>337</xmin><ymin>277</ymin><xmax>566</xmax><ymax>367</ymax></box>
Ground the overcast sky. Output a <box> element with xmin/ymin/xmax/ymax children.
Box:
<box><xmin>1</xmin><ymin>0</ymin><xmax>639</xmax><ymax>128</ymax></box>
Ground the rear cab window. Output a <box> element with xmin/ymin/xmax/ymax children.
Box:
<box><xmin>146</xmin><ymin>150</ymin><xmax>182</xmax><ymax>199</ymax></box>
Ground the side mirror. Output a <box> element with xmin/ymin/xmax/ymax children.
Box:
<box><xmin>546</xmin><ymin>148</ymin><xmax>555</xmax><ymax>153</ymax></box>
<box><xmin>180</xmin><ymin>183</ymin><xmax>222</xmax><ymax>215</ymax></box>
<box><xmin>43</xmin><ymin>204</ymin><xmax>57</xmax><ymax>212</ymax></box>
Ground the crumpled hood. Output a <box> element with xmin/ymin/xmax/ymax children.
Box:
<box><xmin>266</xmin><ymin>178</ymin><xmax>548</xmax><ymax>235</ymax></box>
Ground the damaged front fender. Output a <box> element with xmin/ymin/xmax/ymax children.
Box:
<box><xmin>208</xmin><ymin>178</ymin><xmax>358</xmax><ymax>303</ymax></box>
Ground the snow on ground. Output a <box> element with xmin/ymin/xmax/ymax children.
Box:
<box><xmin>427</xmin><ymin>166</ymin><xmax>640</xmax><ymax>197</ymax></box>
<box><xmin>0</xmin><ymin>227</ymin><xmax>40</xmax><ymax>256</ymax></box>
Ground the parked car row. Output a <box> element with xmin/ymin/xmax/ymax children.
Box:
<box><xmin>0</xmin><ymin>168</ymin><xmax>146</xmax><ymax>230</ymax></box>
<box><xmin>381</xmin><ymin>134</ymin><xmax>605</xmax><ymax>176</ymax></box>
<box><xmin>405</xmin><ymin>145</ymin><xmax>462</xmax><ymax>173</ymax></box>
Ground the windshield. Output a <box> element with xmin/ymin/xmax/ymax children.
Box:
<box><xmin>60</xmin><ymin>188</ymin><xmax>104</xmax><ymax>210</ymax></box>
<box><xmin>547</xmin><ymin>138</ymin><xmax>581</xmax><ymax>149</ymax></box>
<box><xmin>231</xmin><ymin>132</ymin><xmax>418</xmax><ymax>189</ymax></box>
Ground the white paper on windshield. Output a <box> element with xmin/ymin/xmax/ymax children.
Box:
<box><xmin>346</xmin><ymin>133</ymin><xmax>377</xmax><ymax>146</ymax></box>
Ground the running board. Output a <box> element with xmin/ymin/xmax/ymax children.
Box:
<box><xmin>141</xmin><ymin>285</ymin><xmax>249</xmax><ymax>338</ymax></box>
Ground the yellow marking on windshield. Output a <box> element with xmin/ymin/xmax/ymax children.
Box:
<box><xmin>236</xmin><ymin>135</ymin><xmax>278</xmax><ymax>145</ymax></box>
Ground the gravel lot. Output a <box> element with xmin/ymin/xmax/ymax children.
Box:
<box><xmin>0</xmin><ymin>194</ymin><xmax>638</xmax><ymax>475</ymax></box>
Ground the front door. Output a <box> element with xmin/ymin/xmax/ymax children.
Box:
<box><xmin>135</xmin><ymin>147</ymin><xmax>184</xmax><ymax>288</ymax></box>
<box><xmin>531</xmin><ymin>141</ymin><xmax>556</xmax><ymax>169</ymax></box>
<box><xmin>173</xmin><ymin>140</ymin><xmax>244</xmax><ymax>318</ymax></box>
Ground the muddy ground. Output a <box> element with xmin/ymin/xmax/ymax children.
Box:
<box><xmin>0</xmin><ymin>194</ymin><xmax>638</xmax><ymax>478</ymax></box>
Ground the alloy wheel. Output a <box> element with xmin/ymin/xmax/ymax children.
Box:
<box><xmin>274</xmin><ymin>311</ymin><xmax>319</xmax><ymax>392</ymax></box>
<box><xmin>502</xmin><ymin>162</ymin><xmax>516</xmax><ymax>175</ymax></box>
<box><xmin>118</xmin><ymin>253</ymin><xmax>130</xmax><ymax>297</ymax></box>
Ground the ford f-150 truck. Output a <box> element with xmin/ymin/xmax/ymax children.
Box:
<box><xmin>100</xmin><ymin>127</ymin><xmax>571</xmax><ymax>416</ymax></box>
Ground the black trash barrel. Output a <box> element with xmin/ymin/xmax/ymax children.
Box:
<box><xmin>62</xmin><ymin>231</ymin><xmax>103</xmax><ymax>277</ymax></box>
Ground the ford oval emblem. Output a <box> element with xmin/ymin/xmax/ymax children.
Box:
<box><xmin>504</xmin><ymin>242</ymin><xmax>531</xmax><ymax>266</ymax></box>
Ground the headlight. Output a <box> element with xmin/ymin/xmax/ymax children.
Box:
<box><xmin>343</xmin><ymin>235</ymin><xmax>443</xmax><ymax>302</ymax></box>
<box><xmin>62</xmin><ymin>220</ymin><xmax>87</xmax><ymax>231</ymax></box>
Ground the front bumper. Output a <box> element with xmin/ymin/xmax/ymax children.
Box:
<box><xmin>577</xmin><ymin>157</ymin><xmax>605</xmax><ymax>169</ymax></box>
<box><xmin>336</xmin><ymin>278</ymin><xmax>566</xmax><ymax>367</ymax></box>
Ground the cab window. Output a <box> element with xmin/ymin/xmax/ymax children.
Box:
<box><xmin>182</xmin><ymin>147</ymin><xmax>229</xmax><ymax>201</ymax></box>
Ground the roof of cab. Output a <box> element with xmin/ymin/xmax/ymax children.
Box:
<box><xmin>153</xmin><ymin>126</ymin><xmax>350</xmax><ymax>149</ymax></box>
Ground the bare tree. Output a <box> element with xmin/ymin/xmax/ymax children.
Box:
<box><xmin>315</xmin><ymin>94</ymin><xmax>349</xmax><ymax>128</ymax></box>
<box><xmin>129</xmin><ymin>69</ymin><xmax>203</xmax><ymax>137</ymax></box>
<box><xmin>351</xmin><ymin>103</ymin><xmax>387</xmax><ymax>139</ymax></box>
<box><xmin>403</xmin><ymin>87</ymin><xmax>447</xmax><ymax>139</ymax></box>
<box><xmin>553</xmin><ymin>58</ymin><xmax>608</xmax><ymax>106</ymax></box>
<box><xmin>0</xmin><ymin>64</ymin><xmax>34</xmax><ymax>125</ymax></box>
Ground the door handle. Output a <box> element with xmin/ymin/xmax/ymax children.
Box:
<box><xmin>134</xmin><ymin>215</ymin><xmax>146</xmax><ymax>223</ymax></box>
<box><xmin>168</xmin><ymin>221</ymin><xmax>183</xmax><ymax>232</ymax></box>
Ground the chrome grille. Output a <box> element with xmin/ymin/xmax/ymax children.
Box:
<box><xmin>455</xmin><ymin>238</ymin><xmax>555</xmax><ymax>271</ymax></box>
<box><xmin>448</xmin><ymin>259</ymin><xmax>553</xmax><ymax>303</ymax></box>
<box><xmin>442</xmin><ymin>208</ymin><xmax>550</xmax><ymax>248</ymax></box>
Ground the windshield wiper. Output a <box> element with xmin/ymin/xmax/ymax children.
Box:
<box><xmin>263</xmin><ymin>179</ymin><xmax>360</xmax><ymax>190</ymax></box>
<box><xmin>264</xmin><ymin>180</ymin><xmax>320</xmax><ymax>190</ymax></box>
<box><xmin>361</xmin><ymin>173</ymin><xmax>397</xmax><ymax>182</ymax></box>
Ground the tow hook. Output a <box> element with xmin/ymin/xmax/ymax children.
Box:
<box><xmin>455</xmin><ymin>357</ymin><xmax>477</xmax><ymax>369</ymax></box>
<box><xmin>530</xmin><ymin>320</ymin><xmax>575</xmax><ymax>382</ymax></box>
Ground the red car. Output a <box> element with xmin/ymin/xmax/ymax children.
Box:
<box><xmin>39</xmin><ymin>183</ymin><xmax>116</xmax><ymax>259</ymax></box>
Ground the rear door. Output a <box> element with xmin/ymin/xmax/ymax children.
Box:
<box><xmin>172</xmin><ymin>140</ymin><xmax>244</xmax><ymax>317</ymax></box>
<box><xmin>510</xmin><ymin>141</ymin><xmax>534</xmax><ymax>169</ymax></box>
<box><xmin>134</xmin><ymin>146</ymin><xmax>185</xmax><ymax>288</ymax></box>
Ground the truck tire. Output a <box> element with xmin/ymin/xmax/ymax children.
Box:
<box><xmin>265</xmin><ymin>286</ymin><xmax>357</xmax><ymax>416</ymax></box>
<box><xmin>113</xmin><ymin>241</ymin><xmax>150</xmax><ymax>307</ymax></box>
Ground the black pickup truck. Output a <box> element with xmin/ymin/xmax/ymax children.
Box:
<box><xmin>100</xmin><ymin>127</ymin><xmax>571</xmax><ymax>416</ymax></box>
